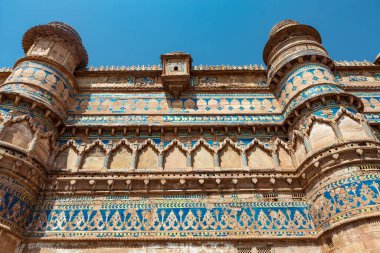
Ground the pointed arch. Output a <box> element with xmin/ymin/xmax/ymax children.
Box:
<box><xmin>245</xmin><ymin>139</ymin><xmax>274</xmax><ymax>169</ymax></box>
<box><xmin>191</xmin><ymin>139</ymin><xmax>214</xmax><ymax>169</ymax></box>
<box><xmin>53</xmin><ymin>140</ymin><xmax>80</xmax><ymax>171</ymax></box>
<box><xmin>218</xmin><ymin>139</ymin><xmax>241</xmax><ymax>169</ymax></box>
<box><xmin>80</xmin><ymin>140</ymin><xmax>107</xmax><ymax>171</ymax></box>
<box><xmin>163</xmin><ymin>140</ymin><xmax>187</xmax><ymax>170</ymax></box>
<box><xmin>136</xmin><ymin>140</ymin><xmax>159</xmax><ymax>170</ymax></box>
<box><xmin>273</xmin><ymin>139</ymin><xmax>294</xmax><ymax>169</ymax></box>
<box><xmin>335</xmin><ymin>108</ymin><xmax>371</xmax><ymax>140</ymax></box>
<box><xmin>109</xmin><ymin>139</ymin><xmax>133</xmax><ymax>170</ymax></box>
<box><xmin>305</xmin><ymin>116</ymin><xmax>337</xmax><ymax>151</ymax></box>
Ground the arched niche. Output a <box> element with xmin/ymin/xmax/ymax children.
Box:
<box><xmin>1</xmin><ymin>121</ymin><xmax>34</xmax><ymax>149</ymax></box>
<box><xmin>219</xmin><ymin>143</ymin><xmax>241</xmax><ymax>169</ymax></box>
<box><xmin>192</xmin><ymin>144</ymin><xmax>214</xmax><ymax>169</ymax></box>
<box><xmin>337</xmin><ymin>115</ymin><xmax>370</xmax><ymax>140</ymax></box>
<box><xmin>308</xmin><ymin>121</ymin><xmax>336</xmax><ymax>151</ymax></box>
<box><xmin>247</xmin><ymin>146</ymin><xmax>273</xmax><ymax>169</ymax></box>
<box><xmin>81</xmin><ymin>146</ymin><xmax>106</xmax><ymax>171</ymax></box>
<box><xmin>136</xmin><ymin>144</ymin><xmax>158</xmax><ymax>170</ymax></box>
<box><xmin>109</xmin><ymin>145</ymin><xmax>133</xmax><ymax>170</ymax></box>
<box><xmin>53</xmin><ymin>146</ymin><xmax>79</xmax><ymax>171</ymax></box>
<box><xmin>277</xmin><ymin>145</ymin><xmax>294</xmax><ymax>169</ymax></box>
<box><xmin>164</xmin><ymin>144</ymin><xmax>187</xmax><ymax>170</ymax></box>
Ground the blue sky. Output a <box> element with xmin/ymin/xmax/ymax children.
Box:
<box><xmin>0</xmin><ymin>0</ymin><xmax>379</xmax><ymax>67</ymax></box>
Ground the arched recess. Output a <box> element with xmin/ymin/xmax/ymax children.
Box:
<box><xmin>1</xmin><ymin>120</ymin><xmax>34</xmax><ymax>149</ymax></box>
<box><xmin>81</xmin><ymin>143</ymin><xmax>107</xmax><ymax>171</ymax></box>
<box><xmin>219</xmin><ymin>143</ymin><xmax>241</xmax><ymax>169</ymax></box>
<box><xmin>109</xmin><ymin>144</ymin><xmax>133</xmax><ymax>170</ymax></box>
<box><xmin>293</xmin><ymin>134</ymin><xmax>307</xmax><ymax>165</ymax></box>
<box><xmin>164</xmin><ymin>143</ymin><xmax>187</xmax><ymax>170</ymax></box>
<box><xmin>192</xmin><ymin>142</ymin><xmax>214</xmax><ymax>169</ymax></box>
<box><xmin>53</xmin><ymin>145</ymin><xmax>79</xmax><ymax>171</ymax></box>
<box><xmin>246</xmin><ymin>145</ymin><xmax>274</xmax><ymax>169</ymax></box>
<box><xmin>308</xmin><ymin>120</ymin><xmax>336</xmax><ymax>151</ymax></box>
<box><xmin>337</xmin><ymin>115</ymin><xmax>370</xmax><ymax>141</ymax></box>
<box><xmin>136</xmin><ymin>143</ymin><xmax>159</xmax><ymax>170</ymax></box>
<box><xmin>274</xmin><ymin>141</ymin><xmax>294</xmax><ymax>169</ymax></box>
<box><xmin>277</xmin><ymin>146</ymin><xmax>293</xmax><ymax>169</ymax></box>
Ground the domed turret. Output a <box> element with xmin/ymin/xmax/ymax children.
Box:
<box><xmin>22</xmin><ymin>21</ymin><xmax>88</xmax><ymax>71</ymax></box>
<box><xmin>263</xmin><ymin>20</ymin><xmax>333</xmax><ymax>86</ymax></box>
<box><xmin>1</xmin><ymin>22</ymin><xmax>87</xmax><ymax>121</ymax></box>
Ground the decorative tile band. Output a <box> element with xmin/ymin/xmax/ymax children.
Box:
<box><xmin>0</xmin><ymin>61</ymin><xmax>74</xmax><ymax>119</ymax></box>
<box><xmin>65</xmin><ymin>114</ymin><xmax>285</xmax><ymax>126</ymax></box>
<box><xmin>1</xmin><ymin>172</ymin><xmax>380</xmax><ymax>240</ymax></box>
<box><xmin>277</xmin><ymin>64</ymin><xmax>338</xmax><ymax>104</ymax></box>
<box><xmin>22</xmin><ymin>174</ymin><xmax>380</xmax><ymax>240</ymax></box>
<box><xmin>0</xmin><ymin>175</ymin><xmax>34</xmax><ymax>234</ymax></box>
<box><xmin>0</xmin><ymin>83</ymin><xmax>67</xmax><ymax>119</ymax></box>
<box><xmin>309</xmin><ymin>174</ymin><xmax>380</xmax><ymax>231</ymax></box>
<box><xmin>28</xmin><ymin>195</ymin><xmax>315</xmax><ymax>239</ymax></box>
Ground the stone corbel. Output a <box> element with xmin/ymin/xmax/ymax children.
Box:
<box><xmin>89</xmin><ymin>180</ymin><xmax>96</xmax><ymax>191</ymax></box>
<box><xmin>107</xmin><ymin>180</ymin><xmax>114</xmax><ymax>191</ymax></box>
<box><xmin>67</xmin><ymin>180</ymin><xmax>76</xmax><ymax>191</ymax></box>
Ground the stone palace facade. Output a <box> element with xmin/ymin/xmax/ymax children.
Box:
<box><xmin>0</xmin><ymin>20</ymin><xmax>380</xmax><ymax>252</ymax></box>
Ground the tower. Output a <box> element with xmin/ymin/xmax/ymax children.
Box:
<box><xmin>264</xmin><ymin>20</ymin><xmax>380</xmax><ymax>250</ymax></box>
<box><xmin>0</xmin><ymin>22</ymin><xmax>87</xmax><ymax>251</ymax></box>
